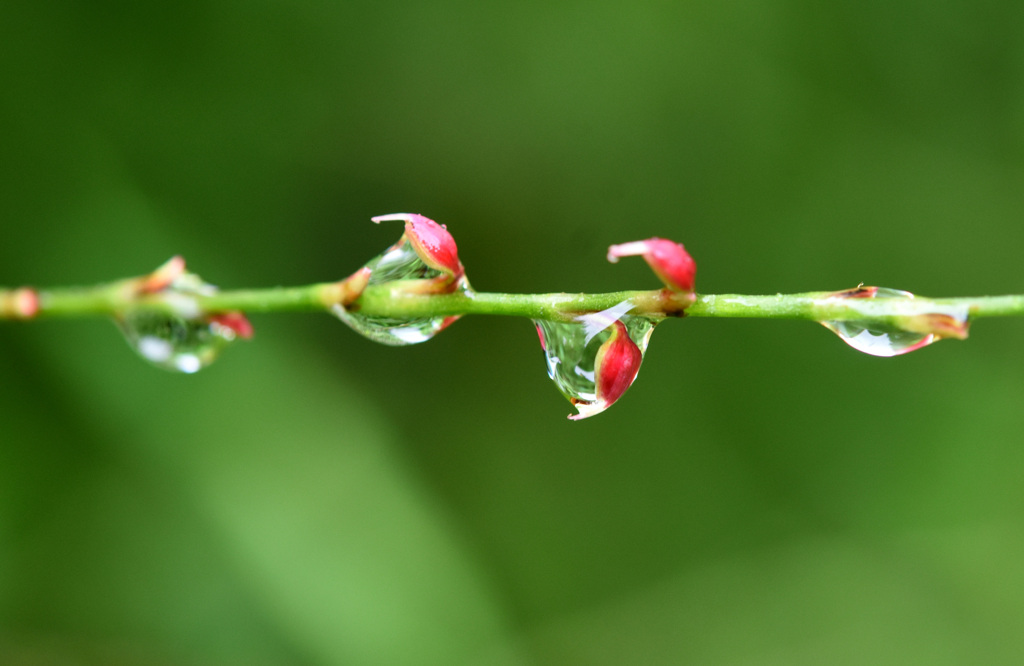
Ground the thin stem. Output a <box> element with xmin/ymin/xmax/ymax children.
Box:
<box><xmin>4</xmin><ymin>279</ymin><xmax>1024</xmax><ymax>323</ymax></box>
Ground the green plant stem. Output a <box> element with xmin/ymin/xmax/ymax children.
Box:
<box><xmin>4</xmin><ymin>279</ymin><xmax>1024</xmax><ymax>324</ymax></box>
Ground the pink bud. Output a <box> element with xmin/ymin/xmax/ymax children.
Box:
<box><xmin>14</xmin><ymin>288</ymin><xmax>39</xmax><ymax>319</ymax></box>
<box><xmin>209</xmin><ymin>312</ymin><xmax>255</xmax><ymax>339</ymax></box>
<box><xmin>140</xmin><ymin>256</ymin><xmax>187</xmax><ymax>293</ymax></box>
<box><xmin>372</xmin><ymin>213</ymin><xmax>464</xmax><ymax>283</ymax></box>
<box><xmin>568</xmin><ymin>320</ymin><xmax>643</xmax><ymax>420</ymax></box>
<box><xmin>2</xmin><ymin>287</ymin><xmax>39</xmax><ymax>319</ymax></box>
<box><xmin>334</xmin><ymin>266</ymin><xmax>372</xmax><ymax>306</ymax></box>
<box><xmin>607</xmin><ymin>238</ymin><xmax>696</xmax><ymax>293</ymax></box>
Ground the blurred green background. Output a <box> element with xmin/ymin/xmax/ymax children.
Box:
<box><xmin>2</xmin><ymin>1</ymin><xmax>1024</xmax><ymax>664</ymax></box>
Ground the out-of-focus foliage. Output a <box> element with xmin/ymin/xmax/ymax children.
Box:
<box><xmin>2</xmin><ymin>1</ymin><xmax>1024</xmax><ymax>663</ymax></box>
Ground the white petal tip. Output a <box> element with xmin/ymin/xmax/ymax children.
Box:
<box><xmin>371</xmin><ymin>213</ymin><xmax>413</xmax><ymax>224</ymax></box>
<box><xmin>606</xmin><ymin>241</ymin><xmax>651</xmax><ymax>261</ymax></box>
<box><xmin>567</xmin><ymin>401</ymin><xmax>605</xmax><ymax>421</ymax></box>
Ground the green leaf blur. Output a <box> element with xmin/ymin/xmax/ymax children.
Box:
<box><xmin>2</xmin><ymin>1</ymin><xmax>1023</xmax><ymax>664</ymax></box>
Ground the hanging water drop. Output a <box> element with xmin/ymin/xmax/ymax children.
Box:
<box><xmin>534</xmin><ymin>300</ymin><xmax>659</xmax><ymax>419</ymax></box>
<box><xmin>119</xmin><ymin>311</ymin><xmax>247</xmax><ymax>373</ymax></box>
<box><xmin>819</xmin><ymin>286</ymin><xmax>969</xmax><ymax>357</ymax></box>
<box><xmin>117</xmin><ymin>268</ymin><xmax>252</xmax><ymax>373</ymax></box>
<box><xmin>331</xmin><ymin>241</ymin><xmax>469</xmax><ymax>346</ymax></box>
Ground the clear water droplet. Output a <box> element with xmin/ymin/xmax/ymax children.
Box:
<box><xmin>534</xmin><ymin>301</ymin><xmax>659</xmax><ymax>418</ymax></box>
<box><xmin>119</xmin><ymin>311</ymin><xmax>242</xmax><ymax>373</ymax></box>
<box><xmin>117</xmin><ymin>272</ymin><xmax>246</xmax><ymax>373</ymax></box>
<box><xmin>331</xmin><ymin>242</ymin><xmax>468</xmax><ymax>346</ymax></box>
<box><xmin>820</xmin><ymin>286</ymin><xmax>969</xmax><ymax>357</ymax></box>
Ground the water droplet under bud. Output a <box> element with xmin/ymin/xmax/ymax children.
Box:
<box><xmin>534</xmin><ymin>301</ymin><xmax>659</xmax><ymax>419</ymax></box>
<box><xmin>117</xmin><ymin>266</ymin><xmax>251</xmax><ymax>373</ymax></box>
<box><xmin>119</xmin><ymin>311</ymin><xmax>245</xmax><ymax>373</ymax></box>
<box><xmin>332</xmin><ymin>240</ymin><xmax>469</xmax><ymax>346</ymax></box>
<box><xmin>820</xmin><ymin>286</ymin><xmax>969</xmax><ymax>357</ymax></box>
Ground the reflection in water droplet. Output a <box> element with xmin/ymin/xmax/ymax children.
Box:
<box><xmin>118</xmin><ymin>272</ymin><xmax>248</xmax><ymax>373</ymax></box>
<box><xmin>119</xmin><ymin>310</ymin><xmax>243</xmax><ymax>373</ymax></box>
<box><xmin>820</xmin><ymin>286</ymin><xmax>969</xmax><ymax>357</ymax></box>
<box><xmin>331</xmin><ymin>242</ymin><xmax>469</xmax><ymax>346</ymax></box>
<box><xmin>534</xmin><ymin>302</ymin><xmax>659</xmax><ymax>419</ymax></box>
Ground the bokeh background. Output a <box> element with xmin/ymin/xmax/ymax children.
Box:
<box><xmin>2</xmin><ymin>2</ymin><xmax>1024</xmax><ymax>664</ymax></box>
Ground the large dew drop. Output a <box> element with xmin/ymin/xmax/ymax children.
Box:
<box><xmin>117</xmin><ymin>272</ymin><xmax>248</xmax><ymax>373</ymax></box>
<box><xmin>534</xmin><ymin>301</ymin><xmax>659</xmax><ymax>419</ymax></box>
<box><xmin>820</xmin><ymin>286</ymin><xmax>969</xmax><ymax>357</ymax></box>
<box><xmin>331</xmin><ymin>242</ymin><xmax>468</xmax><ymax>346</ymax></box>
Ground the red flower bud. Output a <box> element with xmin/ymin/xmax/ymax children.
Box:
<box><xmin>139</xmin><ymin>255</ymin><xmax>187</xmax><ymax>294</ymax></box>
<box><xmin>1</xmin><ymin>287</ymin><xmax>39</xmax><ymax>319</ymax></box>
<box><xmin>607</xmin><ymin>238</ymin><xmax>696</xmax><ymax>293</ymax></box>
<box><xmin>372</xmin><ymin>213</ymin><xmax>464</xmax><ymax>284</ymax></box>
<box><xmin>569</xmin><ymin>320</ymin><xmax>643</xmax><ymax>421</ymax></box>
<box><xmin>209</xmin><ymin>312</ymin><xmax>255</xmax><ymax>339</ymax></box>
<box><xmin>330</xmin><ymin>266</ymin><xmax>372</xmax><ymax>307</ymax></box>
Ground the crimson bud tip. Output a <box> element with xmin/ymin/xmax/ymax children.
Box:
<box><xmin>607</xmin><ymin>238</ymin><xmax>696</xmax><ymax>293</ymax></box>
<box><xmin>567</xmin><ymin>320</ymin><xmax>643</xmax><ymax>420</ymax></box>
<box><xmin>371</xmin><ymin>213</ymin><xmax>464</xmax><ymax>282</ymax></box>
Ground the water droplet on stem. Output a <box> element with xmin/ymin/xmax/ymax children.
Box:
<box><xmin>820</xmin><ymin>286</ymin><xmax>969</xmax><ymax>357</ymax></box>
<box><xmin>332</xmin><ymin>242</ymin><xmax>469</xmax><ymax>346</ymax></box>
<box><xmin>534</xmin><ymin>301</ymin><xmax>659</xmax><ymax>419</ymax></box>
<box><xmin>119</xmin><ymin>311</ymin><xmax>244</xmax><ymax>373</ymax></box>
<box><xmin>117</xmin><ymin>270</ymin><xmax>250</xmax><ymax>373</ymax></box>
